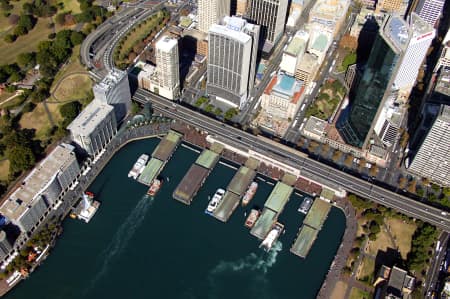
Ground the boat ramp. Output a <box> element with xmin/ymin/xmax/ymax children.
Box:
<box><xmin>212</xmin><ymin>165</ymin><xmax>256</xmax><ymax>222</ymax></box>
<box><xmin>290</xmin><ymin>198</ymin><xmax>331</xmax><ymax>258</ymax></box>
<box><xmin>137</xmin><ymin>130</ymin><xmax>182</xmax><ymax>186</ymax></box>
<box><xmin>173</xmin><ymin>147</ymin><xmax>222</xmax><ymax>205</ymax></box>
<box><xmin>250</xmin><ymin>181</ymin><xmax>293</xmax><ymax>240</ymax></box>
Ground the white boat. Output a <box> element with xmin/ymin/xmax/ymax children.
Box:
<box><xmin>128</xmin><ymin>154</ymin><xmax>149</xmax><ymax>179</ymax></box>
<box><xmin>260</xmin><ymin>223</ymin><xmax>284</xmax><ymax>252</ymax></box>
<box><xmin>206</xmin><ymin>188</ymin><xmax>226</xmax><ymax>215</ymax></box>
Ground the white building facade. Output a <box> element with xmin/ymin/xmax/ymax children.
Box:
<box><xmin>198</xmin><ymin>0</ymin><xmax>230</xmax><ymax>33</ymax></box>
<box><xmin>67</xmin><ymin>100</ymin><xmax>117</xmax><ymax>157</ymax></box>
<box><xmin>154</xmin><ymin>37</ymin><xmax>180</xmax><ymax>100</ymax></box>
<box><xmin>207</xmin><ymin>16</ymin><xmax>260</xmax><ymax>108</ymax></box>
<box><xmin>415</xmin><ymin>0</ymin><xmax>445</xmax><ymax>27</ymax></box>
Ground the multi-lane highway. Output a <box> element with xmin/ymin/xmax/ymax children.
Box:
<box><xmin>133</xmin><ymin>87</ymin><xmax>450</xmax><ymax>232</ymax></box>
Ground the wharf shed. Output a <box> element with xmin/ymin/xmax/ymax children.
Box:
<box><xmin>227</xmin><ymin>166</ymin><xmax>256</xmax><ymax>196</ymax></box>
<box><xmin>303</xmin><ymin>199</ymin><xmax>331</xmax><ymax>230</ymax></box>
<box><xmin>213</xmin><ymin>191</ymin><xmax>241</xmax><ymax>222</ymax></box>
<box><xmin>263</xmin><ymin>182</ymin><xmax>293</xmax><ymax>214</ymax></box>
<box><xmin>290</xmin><ymin>225</ymin><xmax>318</xmax><ymax>258</ymax></box>
<box><xmin>172</xmin><ymin>164</ymin><xmax>210</xmax><ymax>205</ymax></box>
<box><xmin>250</xmin><ymin>208</ymin><xmax>278</xmax><ymax>240</ymax></box>
<box><xmin>151</xmin><ymin>130</ymin><xmax>182</xmax><ymax>161</ymax></box>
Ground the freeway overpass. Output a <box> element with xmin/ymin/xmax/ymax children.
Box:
<box><xmin>133</xmin><ymin>87</ymin><xmax>450</xmax><ymax>232</ymax></box>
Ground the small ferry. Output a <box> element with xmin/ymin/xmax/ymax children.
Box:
<box><xmin>245</xmin><ymin>209</ymin><xmax>260</xmax><ymax>228</ymax></box>
<box><xmin>259</xmin><ymin>223</ymin><xmax>284</xmax><ymax>252</ymax></box>
<box><xmin>147</xmin><ymin>178</ymin><xmax>163</xmax><ymax>197</ymax></box>
<box><xmin>242</xmin><ymin>182</ymin><xmax>258</xmax><ymax>206</ymax></box>
<box><xmin>75</xmin><ymin>192</ymin><xmax>100</xmax><ymax>223</ymax></box>
<box><xmin>298</xmin><ymin>197</ymin><xmax>313</xmax><ymax>214</ymax></box>
<box><xmin>206</xmin><ymin>188</ymin><xmax>226</xmax><ymax>215</ymax></box>
<box><xmin>128</xmin><ymin>154</ymin><xmax>149</xmax><ymax>179</ymax></box>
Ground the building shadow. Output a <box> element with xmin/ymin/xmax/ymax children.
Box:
<box><xmin>375</xmin><ymin>247</ymin><xmax>405</xmax><ymax>273</ymax></box>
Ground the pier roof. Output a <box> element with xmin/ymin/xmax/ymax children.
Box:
<box><xmin>195</xmin><ymin>150</ymin><xmax>219</xmax><ymax>170</ymax></box>
<box><xmin>227</xmin><ymin>167</ymin><xmax>256</xmax><ymax>196</ymax></box>
<box><xmin>138</xmin><ymin>158</ymin><xmax>164</xmax><ymax>186</ymax></box>
<box><xmin>290</xmin><ymin>225</ymin><xmax>318</xmax><ymax>258</ymax></box>
<box><xmin>303</xmin><ymin>199</ymin><xmax>331</xmax><ymax>230</ymax></box>
<box><xmin>263</xmin><ymin>182</ymin><xmax>293</xmax><ymax>213</ymax></box>
<box><xmin>250</xmin><ymin>208</ymin><xmax>277</xmax><ymax>240</ymax></box>
<box><xmin>152</xmin><ymin>130</ymin><xmax>182</xmax><ymax>161</ymax></box>
<box><xmin>173</xmin><ymin>164</ymin><xmax>209</xmax><ymax>205</ymax></box>
<box><xmin>213</xmin><ymin>191</ymin><xmax>241</xmax><ymax>222</ymax></box>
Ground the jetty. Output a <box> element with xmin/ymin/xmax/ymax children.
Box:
<box><xmin>137</xmin><ymin>130</ymin><xmax>182</xmax><ymax>186</ymax></box>
<box><xmin>173</xmin><ymin>145</ymin><xmax>223</xmax><ymax>205</ymax></box>
<box><xmin>213</xmin><ymin>165</ymin><xmax>257</xmax><ymax>222</ymax></box>
<box><xmin>291</xmin><ymin>198</ymin><xmax>331</xmax><ymax>258</ymax></box>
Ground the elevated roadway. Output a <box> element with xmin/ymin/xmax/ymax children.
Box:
<box><xmin>133</xmin><ymin>87</ymin><xmax>450</xmax><ymax>232</ymax></box>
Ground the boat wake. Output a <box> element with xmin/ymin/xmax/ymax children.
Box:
<box><xmin>207</xmin><ymin>242</ymin><xmax>282</xmax><ymax>299</ymax></box>
<box><xmin>84</xmin><ymin>195</ymin><xmax>154</xmax><ymax>295</ymax></box>
<box><xmin>210</xmin><ymin>241</ymin><xmax>282</xmax><ymax>275</ymax></box>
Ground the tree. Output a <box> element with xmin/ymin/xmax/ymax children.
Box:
<box><xmin>6</xmin><ymin>145</ymin><xmax>36</xmax><ymax>174</ymax></box>
<box><xmin>70</xmin><ymin>31</ymin><xmax>84</xmax><ymax>46</ymax></box>
<box><xmin>59</xmin><ymin>101</ymin><xmax>81</xmax><ymax>121</ymax></box>
<box><xmin>204</xmin><ymin>104</ymin><xmax>214</xmax><ymax>113</ymax></box>
<box><xmin>332</xmin><ymin>150</ymin><xmax>343</xmax><ymax>163</ymax></box>
<box><xmin>17</xmin><ymin>52</ymin><xmax>36</xmax><ymax>68</ymax></box>
<box><xmin>224</xmin><ymin>108</ymin><xmax>238</xmax><ymax>120</ymax></box>
<box><xmin>8</xmin><ymin>14</ymin><xmax>19</xmax><ymax>25</ymax></box>
<box><xmin>8</xmin><ymin>71</ymin><xmax>23</xmax><ymax>83</ymax></box>
<box><xmin>55</xmin><ymin>12</ymin><xmax>66</xmax><ymax>26</ymax></box>
<box><xmin>213</xmin><ymin>107</ymin><xmax>223</xmax><ymax>116</ymax></box>
<box><xmin>3</xmin><ymin>34</ymin><xmax>16</xmax><ymax>43</ymax></box>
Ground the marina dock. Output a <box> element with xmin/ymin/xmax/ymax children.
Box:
<box><xmin>290</xmin><ymin>225</ymin><xmax>318</xmax><ymax>258</ymax></box>
<box><xmin>290</xmin><ymin>199</ymin><xmax>331</xmax><ymax>258</ymax></box>
<box><xmin>212</xmin><ymin>166</ymin><xmax>256</xmax><ymax>222</ymax></box>
<box><xmin>263</xmin><ymin>182</ymin><xmax>293</xmax><ymax>215</ymax></box>
<box><xmin>303</xmin><ymin>199</ymin><xmax>331</xmax><ymax>230</ymax></box>
<box><xmin>137</xmin><ymin>130</ymin><xmax>182</xmax><ymax>186</ymax></box>
<box><xmin>173</xmin><ymin>148</ymin><xmax>221</xmax><ymax>205</ymax></box>
<box><xmin>250</xmin><ymin>208</ymin><xmax>278</xmax><ymax>239</ymax></box>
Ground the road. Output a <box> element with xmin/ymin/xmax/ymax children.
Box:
<box><xmin>133</xmin><ymin>87</ymin><xmax>450</xmax><ymax>232</ymax></box>
<box><xmin>424</xmin><ymin>232</ymin><xmax>449</xmax><ymax>298</ymax></box>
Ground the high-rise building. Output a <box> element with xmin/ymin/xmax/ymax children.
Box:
<box><xmin>409</xmin><ymin>105</ymin><xmax>450</xmax><ymax>186</ymax></box>
<box><xmin>93</xmin><ymin>69</ymin><xmax>131</xmax><ymax>122</ymax></box>
<box><xmin>67</xmin><ymin>100</ymin><xmax>117</xmax><ymax>157</ymax></box>
<box><xmin>309</xmin><ymin>0</ymin><xmax>350</xmax><ymax>35</ymax></box>
<box><xmin>153</xmin><ymin>36</ymin><xmax>180</xmax><ymax>100</ymax></box>
<box><xmin>245</xmin><ymin>0</ymin><xmax>288</xmax><ymax>52</ymax></box>
<box><xmin>0</xmin><ymin>230</ymin><xmax>12</xmax><ymax>259</ymax></box>
<box><xmin>376</xmin><ymin>0</ymin><xmax>403</xmax><ymax>13</ymax></box>
<box><xmin>236</xmin><ymin>0</ymin><xmax>247</xmax><ymax>15</ymax></box>
<box><xmin>393</xmin><ymin>13</ymin><xmax>435</xmax><ymax>91</ymax></box>
<box><xmin>198</xmin><ymin>0</ymin><xmax>230</xmax><ymax>33</ymax></box>
<box><xmin>415</xmin><ymin>0</ymin><xmax>445</xmax><ymax>27</ymax></box>
<box><xmin>0</xmin><ymin>144</ymin><xmax>80</xmax><ymax>233</ymax></box>
<box><xmin>435</xmin><ymin>28</ymin><xmax>450</xmax><ymax>71</ymax></box>
<box><xmin>337</xmin><ymin>16</ymin><xmax>406</xmax><ymax>148</ymax></box>
<box><xmin>207</xmin><ymin>16</ymin><xmax>260</xmax><ymax>108</ymax></box>
<box><xmin>280</xmin><ymin>30</ymin><xmax>309</xmax><ymax>76</ymax></box>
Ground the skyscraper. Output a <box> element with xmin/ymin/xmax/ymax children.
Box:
<box><xmin>198</xmin><ymin>0</ymin><xmax>230</xmax><ymax>33</ymax></box>
<box><xmin>207</xmin><ymin>16</ymin><xmax>260</xmax><ymax>108</ymax></box>
<box><xmin>415</xmin><ymin>0</ymin><xmax>445</xmax><ymax>27</ymax></box>
<box><xmin>154</xmin><ymin>36</ymin><xmax>180</xmax><ymax>100</ymax></box>
<box><xmin>393</xmin><ymin>13</ymin><xmax>435</xmax><ymax>91</ymax></box>
<box><xmin>93</xmin><ymin>69</ymin><xmax>131</xmax><ymax>122</ymax></box>
<box><xmin>409</xmin><ymin>105</ymin><xmax>450</xmax><ymax>186</ymax></box>
<box><xmin>337</xmin><ymin>16</ymin><xmax>405</xmax><ymax>148</ymax></box>
<box><xmin>245</xmin><ymin>0</ymin><xmax>288</xmax><ymax>52</ymax></box>
<box><xmin>0</xmin><ymin>230</ymin><xmax>12</xmax><ymax>259</ymax></box>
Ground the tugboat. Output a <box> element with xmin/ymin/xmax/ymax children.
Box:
<box><xmin>242</xmin><ymin>182</ymin><xmax>258</xmax><ymax>206</ymax></box>
<box><xmin>259</xmin><ymin>222</ymin><xmax>284</xmax><ymax>252</ymax></box>
<box><xmin>205</xmin><ymin>188</ymin><xmax>226</xmax><ymax>215</ymax></box>
<box><xmin>298</xmin><ymin>197</ymin><xmax>313</xmax><ymax>214</ymax></box>
<box><xmin>147</xmin><ymin>178</ymin><xmax>163</xmax><ymax>197</ymax></box>
<box><xmin>245</xmin><ymin>209</ymin><xmax>260</xmax><ymax>228</ymax></box>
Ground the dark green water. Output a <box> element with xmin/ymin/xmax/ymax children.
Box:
<box><xmin>7</xmin><ymin>138</ymin><xmax>345</xmax><ymax>299</ymax></box>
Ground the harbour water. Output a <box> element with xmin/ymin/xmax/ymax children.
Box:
<box><xmin>7</xmin><ymin>138</ymin><xmax>346</xmax><ymax>299</ymax></box>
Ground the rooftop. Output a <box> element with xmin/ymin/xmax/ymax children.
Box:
<box><xmin>383</xmin><ymin>15</ymin><xmax>409</xmax><ymax>51</ymax></box>
<box><xmin>297</xmin><ymin>53</ymin><xmax>319</xmax><ymax>72</ymax></box>
<box><xmin>264</xmin><ymin>182</ymin><xmax>293</xmax><ymax>213</ymax></box>
<box><xmin>303</xmin><ymin>199</ymin><xmax>331</xmax><ymax>230</ymax></box>
<box><xmin>410</xmin><ymin>12</ymin><xmax>435</xmax><ymax>37</ymax></box>
<box><xmin>67</xmin><ymin>100</ymin><xmax>114</xmax><ymax>136</ymax></box>
<box><xmin>138</xmin><ymin>158</ymin><xmax>164</xmax><ymax>186</ymax></box>
<box><xmin>0</xmin><ymin>144</ymin><xmax>77</xmax><ymax>221</ymax></box>
<box><xmin>94</xmin><ymin>69</ymin><xmax>127</xmax><ymax>94</ymax></box>
<box><xmin>227</xmin><ymin>166</ymin><xmax>256</xmax><ymax>196</ymax></box>
<box><xmin>250</xmin><ymin>207</ymin><xmax>277</xmax><ymax>239</ymax></box>
<box><xmin>439</xmin><ymin>104</ymin><xmax>450</xmax><ymax>122</ymax></box>
<box><xmin>195</xmin><ymin>149</ymin><xmax>219</xmax><ymax>170</ymax></box>
<box><xmin>311</xmin><ymin>33</ymin><xmax>329</xmax><ymax>52</ymax></box>
<box><xmin>303</xmin><ymin>116</ymin><xmax>327</xmax><ymax>136</ymax></box>
<box><xmin>151</xmin><ymin>130</ymin><xmax>182</xmax><ymax>161</ymax></box>
<box><xmin>435</xmin><ymin>68</ymin><xmax>450</xmax><ymax>96</ymax></box>
<box><xmin>156</xmin><ymin>36</ymin><xmax>178</xmax><ymax>52</ymax></box>
<box><xmin>285</xmin><ymin>31</ymin><xmax>308</xmax><ymax>56</ymax></box>
<box><xmin>209</xmin><ymin>21</ymin><xmax>251</xmax><ymax>44</ymax></box>
<box><xmin>265</xmin><ymin>75</ymin><xmax>305</xmax><ymax>104</ymax></box>
<box><xmin>290</xmin><ymin>225</ymin><xmax>318</xmax><ymax>258</ymax></box>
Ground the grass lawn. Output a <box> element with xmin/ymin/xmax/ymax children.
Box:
<box><xmin>0</xmin><ymin>90</ymin><xmax>15</xmax><ymax>102</ymax></box>
<box><xmin>338</xmin><ymin>52</ymin><xmax>357</xmax><ymax>72</ymax></box>
<box><xmin>0</xmin><ymin>159</ymin><xmax>10</xmax><ymax>181</ymax></box>
<box><xmin>19</xmin><ymin>102</ymin><xmax>62</xmax><ymax>140</ymax></box>
<box><xmin>52</xmin><ymin>45</ymin><xmax>86</xmax><ymax>84</ymax></box>
<box><xmin>366</xmin><ymin>228</ymin><xmax>396</xmax><ymax>256</ymax></box>
<box><xmin>0</xmin><ymin>93</ymin><xmax>26</xmax><ymax>109</ymax></box>
<box><xmin>0</xmin><ymin>17</ymin><xmax>54</xmax><ymax>64</ymax></box>
<box><xmin>357</xmin><ymin>256</ymin><xmax>375</xmax><ymax>282</ymax></box>
<box><xmin>385</xmin><ymin>218</ymin><xmax>417</xmax><ymax>259</ymax></box>
<box><xmin>357</xmin><ymin>218</ymin><xmax>367</xmax><ymax>237</ymax></box>
<box><xmin>59</xmin><ymin>0</ymin><xmax>81</xmax><ymax>14</ymax></box>
<box><xmin>349</xmin><ymin>287</ymin><xmax>370</xmax><ymax>299</ymax></box>
<box><xmin>330</xmin><ymin>281</ymin><xmax>348</xmax><ymax>299</ymax></box>
<box><xmin>53</xmin><ymin>73</ymin><xmax>92</xmax><ymax>102</ymax></box>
